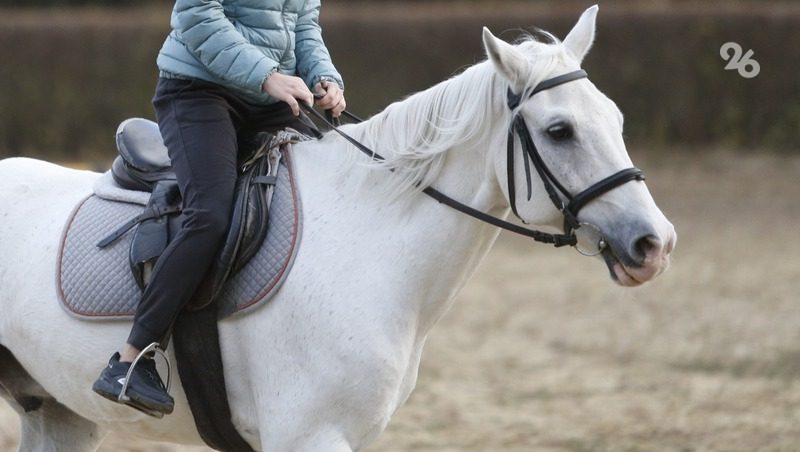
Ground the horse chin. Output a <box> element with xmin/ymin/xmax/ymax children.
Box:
<box><xmin>609</xmin><ymin>260</ymin><xmax>645</xmax><ymax>287</ymax></box>
<box><xmin>601</xmin><ymin>248</ymin><xmax>668</xmax><ymax>287</ymax></box>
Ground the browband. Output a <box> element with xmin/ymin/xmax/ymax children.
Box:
<box><xmin>506</xmin><ymin>69</ymin><xmax>588</xmax><ymax>110</ymax></box>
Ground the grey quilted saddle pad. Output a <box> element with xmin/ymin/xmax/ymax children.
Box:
<box><xmin>57</xmin><ymin>150</ymin><xmax>302</xmax><ymax>321</ymax></box>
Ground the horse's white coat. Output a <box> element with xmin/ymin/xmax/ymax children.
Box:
<box><xmin>0</xmin><ymin>6</ymin><xmax>674</xmax><ymax>451</ymax></box>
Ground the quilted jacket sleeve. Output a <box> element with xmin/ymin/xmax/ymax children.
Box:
<box><xmin>295</xmin><ymin>0</ymin><xmax>344</xmax><ymax>90</ymax></box>
<box><xmin>174</xmin><ymin>0</ymin><xmax>278</xmax><ymax>95</ymax></box>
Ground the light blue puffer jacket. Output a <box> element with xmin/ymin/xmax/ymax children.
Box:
<box><xmin>156</xmin><ymin>0</ymin><xmax>344</xmax><ymax>105</ymax></box>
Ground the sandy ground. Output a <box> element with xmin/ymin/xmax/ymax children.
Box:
<box><xmin>2</xmin><ymin>150</ymin><xmax>799</xmax><ymax>451</ymax></box>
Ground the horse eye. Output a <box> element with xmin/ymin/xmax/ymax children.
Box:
<box><xmin>546</xmin><ymin>123</ymin><xmax>574</xmax><ymax>141</ymax></box>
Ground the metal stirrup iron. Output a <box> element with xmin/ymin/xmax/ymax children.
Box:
<box><xmin>118</xmin><ymin>342</ymin><xmax>172</xmax><ymax>403</ymax></box>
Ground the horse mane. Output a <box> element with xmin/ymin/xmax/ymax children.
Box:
<box><xmin>342</xmin><ymin>32</ymin><xmax>568</xmax><ymax>196</ymax></box>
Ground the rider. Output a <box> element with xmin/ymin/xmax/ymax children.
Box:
<box><xmin>92</xmin><ymin>0</ymin><xmax>345</xmax><ymax>416</ymax></box>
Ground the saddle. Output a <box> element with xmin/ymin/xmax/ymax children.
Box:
<box><xmin>97</xmin><ymin>118</ymin><xmax>282</xmax><ymax>310</ymax></box>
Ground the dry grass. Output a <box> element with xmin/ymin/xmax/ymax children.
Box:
<box><xmin>2</xmin><ymin>150</ymin><xmax>800</xmax><ymax>451</ymax></box>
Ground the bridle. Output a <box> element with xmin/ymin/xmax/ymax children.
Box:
<box><xmin>302</xmin><ymin>69</ymin><xmax>644</xmax><ymax>255</ymax></box>
<box><xmin>505</xmin><ymin>69</ymin><xmax>645</xmax><ymax>254</ymax></box>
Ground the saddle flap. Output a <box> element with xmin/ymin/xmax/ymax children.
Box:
<box><xmin>187</xmin><ymin>148</ymin><xmax>282</xmax><ymax>311</ymax></box>
<box><xmin>129</xmin><ymin>180</ymin><xmax>183</xmax><ymax>289</ymax></box>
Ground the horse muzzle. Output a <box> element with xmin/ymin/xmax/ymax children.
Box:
<box><xmin>598</xmin><ymin>223</ymin><xmax>676</xmax><ymax>287</ymax></box>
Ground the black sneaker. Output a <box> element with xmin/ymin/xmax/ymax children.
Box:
<box><xmin>92</xmin><ymin>352</ymin><xmax>174</xmax><ymax>418</ymax></box>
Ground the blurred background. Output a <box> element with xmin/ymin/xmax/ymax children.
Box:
<box><xmin>2</xmin><ymin>1</ymin><xmax>800</xmax><ymax>451</ymax></box>
<box><xmin>0</xmin><ymin>0</ymin><xmax>798</xmax><ymax>164</ymax></box>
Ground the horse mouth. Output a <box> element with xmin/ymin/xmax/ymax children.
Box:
<box><xmin>600</xmin><ymin>247</ymin><xmax>666</xmax><ymax>287</ymax></box>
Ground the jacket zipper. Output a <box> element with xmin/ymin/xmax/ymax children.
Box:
<box><xmin>279</xmin><ymin>2</ymin><xmax>292</xmax><ymax>66</ymax></box>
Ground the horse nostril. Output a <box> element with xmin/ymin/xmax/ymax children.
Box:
<box><xmin>665</xmin><ymin>233</ymin><xmax>676</xmax><ymax>255</ymax></box>
<box><xmin>631</xmin><ymin>234</ymin><xmax>661</xmax><ymax>265</ymax></box>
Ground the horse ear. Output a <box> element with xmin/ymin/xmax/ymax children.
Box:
<box><xmin>562</xmin><ymin>5</ymin><xmax>598</xmax><ymax>63</ymax></box>
<box><xmin>483</xmin><ymin>27</ymin><xmax>528</xmax><ymax>92</ymax></box>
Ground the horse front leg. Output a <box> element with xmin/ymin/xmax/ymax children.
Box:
<box><xmin>17</xmin><ymin>398</ymin><xmax>106</xmax><ymax>452</ymax></box>
<box><xmin>1</xmin><ymin>346</ymin><xmax>106</xmax><ymax>452</ymax></box>
<box><xmin>225</xmin><ymin>325</ymin><xmax>402</xmax><ymax>452</ymax></box>
<box><xmin>241</xmin><ymin>378</ymin><xmax>390</xmax><ymax>452</ymax></box>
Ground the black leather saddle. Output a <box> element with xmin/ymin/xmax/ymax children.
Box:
<box><xmin>111</xmin><ymin>118</ymin><xmax>175</xmax><ymax>191</ymax></box>
<box><xmin>99</xmin><ymin>118</ymin><xmax>281</xmax><ymax>311</ymax></box>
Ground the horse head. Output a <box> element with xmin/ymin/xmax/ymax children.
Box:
<box><xmin>484</xmin><ymin>5</ymin><xmax>676</xmax><ymax>286</ymax></box>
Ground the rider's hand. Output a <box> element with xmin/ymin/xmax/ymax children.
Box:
<box><xmin>261</xmin><ymin>72</ymin><xmax>314</xmax><ymax>116</ymax></box>
<box><xmin>314</xmin><ymin>80</ymin><xmax>346</xmax><ymax>118</ymax></box>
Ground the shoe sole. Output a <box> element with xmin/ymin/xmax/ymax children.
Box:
<box><xmin>92</xmin><ymin>380</ymin><xmax>173</xmax><ymax>418</ymax></box>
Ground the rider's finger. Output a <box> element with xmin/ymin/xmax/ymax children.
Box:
<box><xmin>288</xmin><ymin>98</ymin><xmax>300</xmax><ymax>116</ymax></box>
<box><xmin>296</xmin><ymin>87</ymin><xmax>314</xmax><ymax>110</ymax></box>
<box><xmin>318</xmin><ymin>88</ymin><xmax>343</xmax><ymax>111</ymax></box>
<box><xmin>315</xmin><ymin>92</ymin><xmax>334</xmax><ymax>109</ymax></box>
<box><xmin>279</xmin><ymin>91</ymin><xmax>301</xmax><ymax>116</ymax></box>
<box><xmin>332</xmin><ymin>98</ymin><xmax>346</xmax><ymax>118</ymax></box>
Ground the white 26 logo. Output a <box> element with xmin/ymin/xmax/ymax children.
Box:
<box><xmin>720</xmin><ymin>42</ymin><xmax>760</xmax><ymax>79</ymax></box>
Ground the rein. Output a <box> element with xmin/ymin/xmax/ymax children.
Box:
<box><xmin>301</xmin><ymin>69</ymin><xmax>644</xmax><ymax>253</ymax></box>
<box><xmin>303</xmin><ymin>107</ymin><xmax>576</xmax><ymax>247</ymax></box>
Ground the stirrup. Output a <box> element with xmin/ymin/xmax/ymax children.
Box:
<box><xmin>118</xmin><ymin>342</ymin><xmax>172</xmax><ymax>404</ymax></box>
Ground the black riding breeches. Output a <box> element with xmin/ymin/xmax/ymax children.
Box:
<box><xmin>127</xmin><ymin>77</ymin><xmax>319</xmax><ymax>350</ymax></box>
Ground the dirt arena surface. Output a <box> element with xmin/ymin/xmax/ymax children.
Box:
<box><xmin>2</xmin><ymin>150</ymin><xmax>799</xmax><ymax>451</ymax></box>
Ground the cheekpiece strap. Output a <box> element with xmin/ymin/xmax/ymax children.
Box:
<box><xmin>506</xmin><ymin>90</ymin><xmax>524</xmax><ymax>111</ymax></box>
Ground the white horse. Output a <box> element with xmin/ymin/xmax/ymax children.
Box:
<box><xmin>0</xmin><ymin>6</ymin><xmax>674</xmax><ymax>451</ymax></box>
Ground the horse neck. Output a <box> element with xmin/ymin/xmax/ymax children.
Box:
<box><xmin>347</xmin><ymin>61</ymin><xmax>505</xmax><ymax>188</ymax></box>
<box><xmin>314</xmin><ymin>63</ymin><xmax>511</xmax><ymax>333</ymax></box>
